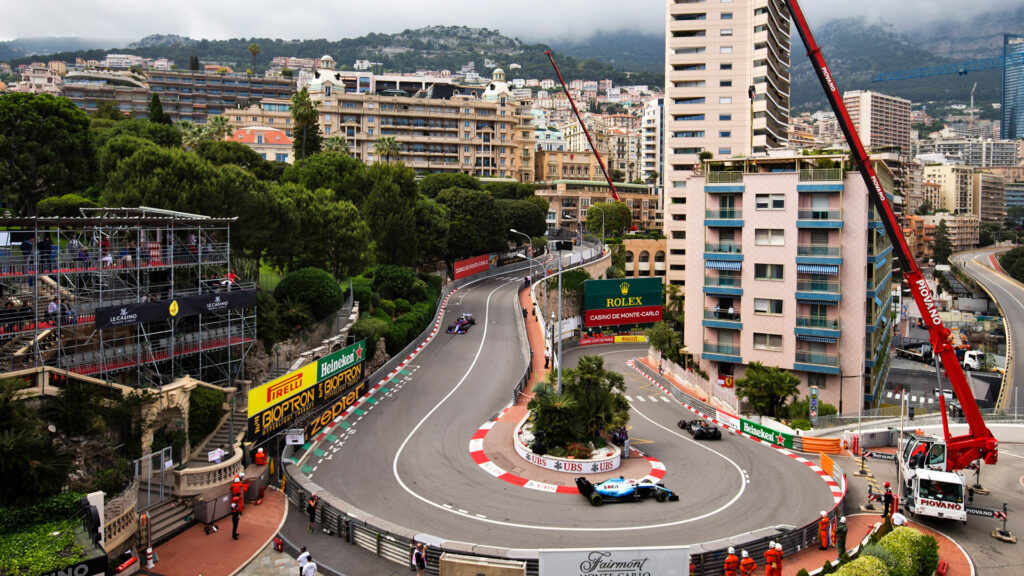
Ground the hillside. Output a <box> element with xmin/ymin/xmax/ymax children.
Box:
<box><xmin>0</xmin><ymin>36</ymin><xmax>128</xmax><ymax>61</ymax></box>
<box><xmin>548</xmin><ymin>31</ymin><xmax>665</xmax><ymax>74</ymax></box>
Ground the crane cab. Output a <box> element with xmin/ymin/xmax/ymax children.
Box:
<box><xmin>902</xmin><ymin>435</ymin><xmax>947</xmax><ymax>472</ymax></box>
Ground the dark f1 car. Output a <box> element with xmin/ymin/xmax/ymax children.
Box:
<box><xmin>575</xmin><ymin>476</ymin><xmax>678</xmax><ymax>506</ymax></box>
<box><xmin>447</xmin><ymin>313</ymin><xmax>476</xmax><ymax>334</ymax></box>
<box><xmin>678</xmin><ymin>419</ymin><xmax>722</xmax><ymax>440</ymax></box>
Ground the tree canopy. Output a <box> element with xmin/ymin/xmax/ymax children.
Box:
<box><xmin>932</xmin><ymin>220</ymin><xmax>951</xmax><ymax>264</ymax></box>
<box><xmin>734</xmin><ymin>362</ymin><xmax>801</xmax><ymax>419</ymax></box>
<box><xmin>586</xmin><ymin>201</ymin><xmax>632</xmax><ymax>237</ymax></box>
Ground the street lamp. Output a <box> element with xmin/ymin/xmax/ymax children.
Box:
<box><xmin>509</xmin><ymin>228</ymin><xmax>537</xmax><ymax>280</ymax></box>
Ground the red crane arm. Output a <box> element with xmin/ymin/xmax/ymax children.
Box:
<box><xmin>544</xmin><ymin>50</ymin><xmax>621</xmax><ymax>202</ymax></box>
<box><xmin>785</xmin><ymin>0</ymin><xmax>997</xmax><ymax>470</ymax></box>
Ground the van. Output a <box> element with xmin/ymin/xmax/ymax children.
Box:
<box><xmin>961</xmin><ymin>350</ymin><xmax>984</xmax><ymax>371</ymax></box>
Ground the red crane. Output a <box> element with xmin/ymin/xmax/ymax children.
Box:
<box><xmin>786</xmin><ymin>0</ymin><xmax>997</xmax><ymax>471</ymax></box>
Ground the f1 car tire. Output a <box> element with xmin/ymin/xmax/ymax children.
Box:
<box><xmin>712</xmin><ymin>429</ymin><xmax>722</xmax><ymax>440</ymax></box>
<box><xmin>590</xmin><ymin>493</ymin><xmax>603</xmax><ymax>506</ymax></box>
<box><xmin>656</xmin><ymin>491</ymin><xmax>668</xmax><ymax>503</ymax></box>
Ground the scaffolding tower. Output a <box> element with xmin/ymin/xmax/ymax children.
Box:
<box><xmin>0</xmin><ymin>207</ymin><xmax>256</xmax><ymax>389</ymax></box>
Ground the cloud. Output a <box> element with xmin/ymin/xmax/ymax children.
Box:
<box><xmin>2</xmin><ymin>0</ymin><xmax>1020</xmax><ymax>43</ymax></box>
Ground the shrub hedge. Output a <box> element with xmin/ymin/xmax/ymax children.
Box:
<box><xmin>188</xmin><ymin>386</ymin><xmax>226</xmax><ymax>446</ymax></box>
<box><xmin>0</xmin><ymin>519</ymin><xmax>86</xmax><ymax>576</ymax></box>
<box><xmin>834</xmin><ymin>555</ymin><xmax>889</xmax><ymax>576</ymax></box>
<box><xmin>275</xmin><ymin>267</ymin><xmax>344</xmax><ymax>320</ymax></box>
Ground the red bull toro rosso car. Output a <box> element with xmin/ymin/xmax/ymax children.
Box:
<box><xmin>575</xmin><ymin>476</ymin><xmax>679</xmax><ymax>506</ymax></box>
<box><xmin>447</xmin><ymin>312</ymin><xmax>476</xmax><ymax>334</ymax></box>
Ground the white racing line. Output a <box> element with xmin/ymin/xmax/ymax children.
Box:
<box><xmin>393</xmin><ymin>332</ymin><xmax>749</xmax><ymax>532</ymax></box>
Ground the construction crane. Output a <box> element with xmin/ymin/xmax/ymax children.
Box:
<box><xmin>872</xmin><ymin>52</ymin><xmax>1024</xmax><ymax>83</ymax></box>
<box><xmin>786</xmin><ymin>0</ymin><xmax>1001</xmax><ymax>523</ymax></box>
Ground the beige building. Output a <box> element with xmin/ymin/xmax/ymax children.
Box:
<box><xmin>923</xmin><ymin>213</ymin><xmax>979</xmax><ymax>252</ymax></box>
<box><xmin>973</xmin><ymin>172</ymin><xmax>1007</xmax><ymax>225</ymax></box>
<box><xmin>534</xmin><ymin>150</ymin><xmax>604</xmax><ymax>182</ymax></box>
<box><xmin>228</xmin><ymin>126</ymin><xmax>294</xmax><ymax>163</ymax></box>
<box><xmin>622</xmin><ymin>238</ymin><xmax>667</xmax><ymax>278</ymax></box>
<box><xmin>12</xmin><ymin>65</ymin><xmax>62</xmax><ymax>95</ymax></box>
<box><xmin>607</xmin><ymin>128</ymin><xmax>643</xmax><ymax>182</ymax></box>
<box><xmin>538</xmin><ymin>180</ymin><xmax>659</xmax><ymax>233</ymax></box>
<box><xmin>923</xmin><ymin>164</ymin><xmax>975</xmax><ymax>215</ymax></box>
<box><xmin>843</xmin><ymin>90</ymin><xmax>912</xmax><ymax>155</ymax></box>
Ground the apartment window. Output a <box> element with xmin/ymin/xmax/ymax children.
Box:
<box><xmin>721</xmin><ymin>63</ymin><xmax>733</xmax><ymax>70</ymax></box>
<box><xmin>673</xmin><ymin>64</ymin><xmax>707</xmax><ymax>71</ymax></box>
<box><xmin>753</xmin><ymin>333</ymin><xmax>783</xmax><ymax>350</ymax></box>
<box><xmin>674</xmin><ymin>97</ymin><xmax>707</xmax><ymax>105</ymax></box>
<box><xmin>721</xmin><ymin>12</ymin><xmax>733</xmax><ymax>19</ymax></box>
<box><xmin>674</xmin><ymin>13</ymin><xmax>707</xmax><ymax>20</ymax></box>
<box><xmin>721</xmin><ymin>29</ymin><xmax>733</xmax><ymax>36</ymax></box>
<box><xmin>675</xmin><ymin>114</ymin><xmax>706</xmax><ymax>121</ymax></box>
<box><xmin>719</xmin><ymin>147</ymin><xmax>732</xmax><ymax>155</ymax></box>
<box><xmin>275</xmin><ymin>153</ymin><xmax>288</xmax><ymax>162</ymax></box>
<box><xmin>755</xmin><ymin>264</ymin><xmax>784</xmax><ymax>280</ymax></box>
<box><xmin>719</xmin><ymin>131</ymin><xmax>731</xmax><ymax>138</ymax></box>
<box><xmin>675</xmin><ymin>80</ymin><xmax>706</xmax><ymax>88</ymax></box>
<box><xmin>754</xmin><ymin>298</ymin><xmax>783</xmax><ymax>315</ymax></box>
<box><xmin>755</xmin><ymin>194</ymin><xmax>785</xmax><ymax>210</ymax></box>
<box><xmin>720</xmin><ymin>46</ymin><xmax>733</xmax><ymax>54</ymax></box>
<box><xmin>720</xmin><ymin>80</ymin><xmax>732</xmax><ymax>87</ymax></box>
<box><xmin>368</xmin><ymin>128</ymin><xmax>374</xmax><ymax>135</ymax></box>
<box><xmin>672</xmin><ymin>231</ymin><xmax>686</xmax><ymax>239</ymax></box>
<box><xmin>675</xmin><ymin>47</ymin><xmax>707</xmax><ymax>55</ymax></box>
<box><xmin>673</xmin><ymin>131</ymin><xmax>705</xmax><ymax>138</ymax></box>
<box><xmin>755</xmin><ymin>229</ymin><xmax>785</xmax><ymax>245</ymax></box>
<box><xmin>719</xmin><ymin>97</ymin><xmax>732</xmax><ymax>104</ymax></box>
<box><xmin>720</xmin><ymin>114</ymin><xmax>732</xmax><ymax>121</ymax></box>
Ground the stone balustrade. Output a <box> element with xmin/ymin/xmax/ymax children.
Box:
<box><xmin>174</xmin><ymin>447</ymin><xmax>244</xmax><ymax>496</ymax></box>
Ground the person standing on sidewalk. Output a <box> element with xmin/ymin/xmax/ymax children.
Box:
<box><xmin>836</xmin><ymin>516</ymin><xmax>848</xmax><ymax>558</ymax></box>
<box><xmin>231</xmin><ymin>498</ymin><xmax>241</xmax><ymax>540</ymax></box>
<box><xmin>763</xmin><ymin>541</ymin><xmax>780</xmax><ymax>576</ymax></box>
<box><xmin>817</xmin><ymin>511</ymin><xmax>830</xmax><ymax>550</ymax></box>
<box><xmin>307</xmin><ymin>493</ymin><xmax>319</xmax><ymax>533</ymax></box>
<box><xmin>297</xmin><ymin>546</ymin><xmax>310</xmax><ymax>576</ymax></box>
<box><xmin>773</xmin><ymin>543</ymin><xmax>784</xmax><ymax>575</ymax></box>
<box><xmin>723</xmin><ymin>547</ymin><xmax>739</xmax><ymax>576</ymax></box>
<box><xmin>301</xmin><ymin>555</ymin><xmax>317</xmax><ymax>576</ymax></box>
<box><xmin>413</xmin><ymin>543</ymin><xmax>427</xmax><ymax>576</ymax></box>
<box><xmin>882</xmin><ymin>481</ymin><xmax>894</xmax><ymax>518</ymax></box>
<box><xmin>738</xmin><ymin>550</ymin><xmax>756</xmax><ymax>576</ymax></box>
<box><xmin>544</xmin><ymin>347</ymin><xmax>551</xmax><ymax>369</ymax></box>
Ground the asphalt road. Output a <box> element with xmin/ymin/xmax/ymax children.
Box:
<box><xmin>951</xmin><ymin>249</ymin><xmax>1023</xmax><ymax>415</ymax></box>
<box><xmin>300</xmin><ymin>273</ymin><xmax>834</xmax><ymax>550</ymax></box>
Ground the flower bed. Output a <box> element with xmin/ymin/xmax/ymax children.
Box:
<box><xmin>513</xmin><ymin>414</ymin><xmax>621</xmax><ymax>474</ymax></box>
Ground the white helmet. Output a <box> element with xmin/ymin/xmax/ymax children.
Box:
<box><xmin>728</xmin><ymin>546</ymin><xmax>735</xmax><ymax>554</ymax></box>
<box><xmin>234</xmin><ymin>475</ymin><xmax>240</xmax><ymax>482</ymax></box>
<box><xmin>741</xmin><ymin>551</ymin><xmax>749</xmax><ymax>558</ymax></box>
<box><xmin>769</xmin><ymin>540</ymin><xmax>776</xmax><ymax>548</ymax></box>
<box><xmin>239</xmin><ymin>472</ymin><xmax>245</xmax><ymax>479</ymax></box>
<box><xmin>840</xmin><ymin>516</ymin><xmax>847</xmax><ymax>523</ymax></box>
<box><xmin>820</xmin><ymin>510</ymin><xmax>827</xmax><ymax>517</ymax></box>
<box><xmin>257</xmin><ymin>448</ymin><xmax>264</xmax><ymax>454</ymax></box>
<box><xmin>775</xmin><ymin>543</ymin><xmax>782</xmax><ymax>551</ymax></box>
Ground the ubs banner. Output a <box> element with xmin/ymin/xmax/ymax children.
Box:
<box><xmin>95</xmin><ymin>290</ymin><xmax>257</xmax><ymax>329</ymax></box>
<box><xmin>540</xmin><ymin>546</ymin><xmax>688</xmax><ymax>576</ymax></box>
<box><xmin>583</xmin><ymin>278</ymin><xmax>663</xmax><ymax>327</ymax></box>
<box><xmin>247</xmin><ymin>340</ymin><xmax>366</xmax><ymax>442</ymax></box>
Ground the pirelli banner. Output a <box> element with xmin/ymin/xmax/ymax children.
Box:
<box><xmin>583</xmin><ymin>277</ymin><xmax>663</xmax><ymax>327</ymax></box>
<box><xmin>247</xmin><ymin>340</ymin><xmax>366</xmax><ymax>442</ymax></box>
<box><xmin>95</xmin><ymin>290</ymin><xmax>257</xmax><ymax>329</ymax></box>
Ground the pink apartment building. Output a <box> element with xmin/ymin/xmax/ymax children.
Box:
<box><xmin>682</xmin><ymin>154</ymin><xmax>895</xmax><ymax>410</ymax></box>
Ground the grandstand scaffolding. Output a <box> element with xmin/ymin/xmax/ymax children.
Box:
<box><xmin>0</xmin><ymin>207</ymin><xmax>256</xmax><ymax>389</ymax></box>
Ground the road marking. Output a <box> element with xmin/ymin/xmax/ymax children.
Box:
<box><xmin>1000</xmin><ymin>451</ymin><xmax>1024</xmax><ymax>459</ymax></box>
<box><xmin>636</xmin><ymin>395</ymin><xmax>647</xmax><ymax>402</ymax></box>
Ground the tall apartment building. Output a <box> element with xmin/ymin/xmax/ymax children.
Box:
<box><xmin>537</xmin><ymin>180</ymin><xmax>660</xmax><ymax>233</ymax></box>
<box><xmin>843</xmin><ymin>90</ymin><xmax>912</xmax><ymax>154</ymax></box>
<box><xmin>607</xmin><ymin>128</ymin><xmax>643</xmax><ymax>182</ymax></box>
<box><xmin>973</xmin><ymin>172</ymin><xmax>1007</xmax><ymax>225</ymax></box>
<box><xmin>683</xmin><ymin>154</ymin><xmax>893</xmax><ymax>409</ymax></box>
<box><xmin>923</xmin><ymin>164</ymin><xmax>975</xmax><ymax>215</ymax></box>
<box><xmin>1001</xmin><ymin>34</ymin><xmax>1024</xmax><ymax>140</ymax></box>
<box><xmin>147</xmin><ymin>70</ymin><xmax>295</xmax><ymax>124</ymax></box>
<box><xmin>1006</xmin><ymin>180</ymin><xmax>1024</xmax><ymax>209</ymax></box>
<box><xmin>642</xmin><ymin>97</ymin><xmax>665</xmax><ymax>196</ymax></box>
<box><xmin>62</xmin><ymin>70</ymin><xmax>150</xmax><ymax>116</ymax></box>
<box><xmin>664</xmin><ymin>0</ymin><xmax>792</xmax><ymax>289</ymax></box>
<box><xmin>922</xmin><ymin>214</ymin><xmax>979</xmax><ymax>252</ymax></box>
<box><xmin>916</xmin><ymin>138</ymin><xmax>1019</xmax><ymax>167</ymax></box>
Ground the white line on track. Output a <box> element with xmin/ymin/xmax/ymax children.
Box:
<box><xmin>391</xmin><ymin>280</ymin><xmax>749</xmax><ymax>532</ymax></box>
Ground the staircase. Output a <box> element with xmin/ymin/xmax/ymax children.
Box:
<box><xmin>144</xmin><ymin>498</ymin><xmax>195</xmax><ymax>546</ymax></box>
<box><xmin>187</xmin><ymin>404</ymin><xmax>247</xmax><ymax>468</ymax></box>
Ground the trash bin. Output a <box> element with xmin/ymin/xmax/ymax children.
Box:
<box><xmin>243</xmin><ymin>464</ymin><xmax>269</xmax><ymax>502</ymax></box>
<box><xmin>193</xmin><ymin>486</ymin><xmax>232</xmax><ymax>524</ymax></box>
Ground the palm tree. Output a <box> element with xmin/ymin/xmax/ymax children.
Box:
<box><xmin>374</xmin><ymin>135</ymin><xmax>401</xmax><ymax>163</ymax></box>
<box><xmin>204</xmin><ymin>115</ymin><xmax>234</xmax><ymax>141</ymax></box>
<box><xmin>248</xmin><ymin>43</ymin><xmax>260</xmax><ymax>75</ymax></box>
<box><xmin>0</xmin><ymin>430</ymin><xmax>73</xmax><ymax>505</ymax></box>
<box><xmin>178</xmin><ymin>120</ymin><xmax>204</xmax><ymax>150</ymax></box>
<box><xmin>290</xmin><ymin>88</ymin><xmax>321</xmax><ymax>166</ymax></box>
<box><xmin>323</xmin><ymin>135</ymin><xmax>351</xmax><ymax>155</ymax></box>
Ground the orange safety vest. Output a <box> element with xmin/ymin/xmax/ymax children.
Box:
<box><xmin>689</xmin><ymin>562</ymin><xmax>696</xmax><ymax>576</ymax></box>
<box><xmin>254</xmin><ymin>452</ymin><xmax>268</xmax><ymax>465</ymax></box>
<box><xmin>739</xmin><ymin>557</ymin><xmax>756</xmax><ymax>576</ymax></box>
<box><xmin>764</xmin><ymin>548</ymin><xmax>780</xmax><ymax>572</ymax></box>
<box><xmin>723</xmin><ymin>554</ymin><xmax>739</xmax><ymax>576</ymax></box>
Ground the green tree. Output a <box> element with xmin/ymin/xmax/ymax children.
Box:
<box><xmin>373</xmin><ymin>135</ymin><xmax>401</xmax><ymax>163</ymax></box>
<box><xmin>999</xmin><ymin>246</ymin><xmax>1024</xmax><ymax>285</ymax></box>
<box><xmin>323</xmin><ymin>135</ymin><xmax>350</xmax><ymax>155</ymax></box>
<box><xmin>291</xmin><ymin>187</ymin><xmax>370</xmax><ymax>277</ymax></box>
<box><xmin>415</xmin><ymin>198</ymin><xmax>450</xmax><ymax>264</ymax></box>
<box><xmin>419</xmin><ymin>172</ymin><xmax>480</xmax><ymax>198</ymax></box>
<box><xmin>148</xmin><ymin>94</ymin><xmax>171</xmax><ymax>125</ymax></box>
<box><xmin>608</xmin><ymin>168</ymin><xmax>625</xmax><ymax>183</ymax></box>
<box><xmin>528</xmin><ymin>355</ymin><xmax>629</xmax><ymax>448</ymax></box>
<box><xmin>933</xmin><ymin>219</ymin><xmax>952</xmax><ymax>264</ymax></box>
<box><xmin>979</xmin><ymin>223</ymin><xmax>998</xmax><ymax>248</ymax></box>
<box><xmin>275</xmin><ymin>267</ymin><xmax>344</xmax><ymax>320</ymax></box>
<box><xmin>281</xmin><ymin>151</ymin><xmax>368</xmax><ymax>206</ymax></box>
<box><xmin>497</xmin><ymin>198</ymin><xmax>547</xmax><ymax>239</ymax></box>
<box><xmin>0</xmin><ymin>430</ymin><xmax>74</xmax><ymax>506</ymax></box>
<box><xmin>92</xmin><ymin>117</ymin><xmax>182</xmax><ymax>148</ymax></box>
<box><xmin>586</xmin><ymin>201</ymin><xmax>632</xmax><ymax>237</ymax></box>
<box><xmin>437</xmin><ymin>187</ymin><xmax>506</xmax><ymax>260</ymax></box>
<box><xmin>916</xmin><ymin>199</ymin><xmax>933</xmax><ymax>216</ymax></box>
<box><xmin>96</xmin><ymin>134</ymin><xmax>159</xmax><ymax>180</ymax></box>
<box><xmin>483</xmin><ymin>181</ymin><xmax>535</xmax><ymax>200</ymax></box>
<box><xmin>203</xmin><ymin>115</ymin><xmax>234</xmax><ymax>141</ymax></box>
<box><xmin>194</xmin><ymin>140</ymin><xmax>280</xmax><ymax>181</ymax></box>
<box><xmin>645</xmin><ymin>322</ymin><xmax>682</xmax><ymax>362</ymax></box>
<box><xmin>36</xmin><ymin>193</ymin><xmax>97</xmax><ymax>217</ymax></box>
<box><xmin>734</xmin><ymin>362</ymin><xmax>801</xmax><ymax>418</ymax></box>
<box><xmin>363</xmin><ymin>162</ymin><xmax>418</xmax><ymax>266</ymax></box>
<box><xmin>189</xmin><ymin>54</ymin><xmax>200</xmax><ymax>71</ymax></box>
<box><xmin>290</xmin><ymin>88</ymin><xmax>322</xmax><ymax>165</ymax></box>
<box><xmin>94</xmin><ymin>100</ymin><xmax>125</xmax><ymax>120</ymax></box>
<box><xmin>0</xmin><ymin>93</ymin><xmax>96</xmax><ymax>215</ymax></box>
<box><xmin>178</xmin><ymin>120</ymin><xmax>205</xmax><ymax>150</ymax></box>
<box><xmin>248</xmin><ymin>43</ymin><xmax>260</xmax><ymax>73</ymax></box>
<box><xmin>1006</xmin><ymin>205</ymin><xmax>1024</xmax><ymax>228</ymax></box>
<box><xmin>101</xmin><ymin>145</ymin><xmax>224</xmax><ymax>214</ymax></box>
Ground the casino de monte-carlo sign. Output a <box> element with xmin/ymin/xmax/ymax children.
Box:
<box><xmin>583</xmin><ymin>277</ymin><xmax>663</xmax><ymax>327</ymax></box>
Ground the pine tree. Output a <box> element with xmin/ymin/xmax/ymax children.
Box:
<box><xmin>148</xmin><ymin>94</ymin><xmax>171</xmax><ymax>125</ymax></box>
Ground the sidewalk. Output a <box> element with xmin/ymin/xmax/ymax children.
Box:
<box><xmin>142</xmin><ymin>488</ymin><xmax>286</xmax><ymax>576</ymax></box>
<box><xmin>520</xmin><ymin>283</ymin><xmax>548</xmax><ymax>401</ymax></box>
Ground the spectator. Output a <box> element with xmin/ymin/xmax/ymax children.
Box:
<box><xmin>101</xmin><ymin>252</ymin><xmax>114</xmax><ymax>268</ymax></box>
<box><xmin>62</xmin><ymin>302</ymin><xmax>78</xmax><ymax>325</ymax></box>
<box><xmin>301</xmin><ymin>556</ymin><xmax>317</xmax><ymax>576</ymax></box>
<box><xmin>37</xmin><ymin>235</ymin><xmax>54</xmax><ymax>272</ymax></box>
<box><xmin>46</xmin><ymin>298</ymin><xmax>59</xmax><ymax>325</ymax></box>
<box><xmin>100</xmin><ymin>236</ymin><xmax>110</xmax><ymax>254</ymax></box>
<box><xmin>66</xmin><ymin>235</ymin><xmax>82</xmax><ymax>255</ymax></box>
<box><xmin>76</xmin><ymin>247</ymin><xmax>91</xmax><ymax>268</ymax></box>
<box><xmin>222</xmin><ymin>270</ymin><xmax>239</xmax><ymax>290</ymax></box>
<box><xmin>118</xmin><ymin>246</ymin><xmax>132</xmax><ymax>266</ymax></box>
<box><xmin>412</xmin><ymin>543</ymin><xmax>427</xmax><ymax>576</ymax></box>
<box><xmin>1</xmin><ymin>302</ymin><xmax>17</xmax><ymax>332</ymax></box>
<box><xmin>297</xmin><ymin>546</ymin><xmax>310</xmax><ymax>576</ymax></box>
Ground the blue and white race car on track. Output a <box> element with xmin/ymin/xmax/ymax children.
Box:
<box><xmin>575</xmin><ymin>476</ymin><xmax>679</xmax><ymax>506</ymax></box>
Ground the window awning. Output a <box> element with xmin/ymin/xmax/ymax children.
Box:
<box><xmin>796</xmin><ymin>297</ymin><xmax>838</xmax><ymax>306</ymax></box>
<box><xmin>797</xmin><ymin>264</ymin><xmax>839</xmax><ymax>275</ymax></box>
<box><xmin>797</xmin><ymin>334</ymin><xmax>838</xmax><ymax>344</ymax></box>
<box><xmin>705</xmin><ymin>260</ymin><xmax>741</xmax><ymax>271</ymax></box>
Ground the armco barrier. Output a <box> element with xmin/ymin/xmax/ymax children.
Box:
<box><xmin>280</xmin><ymin>243</ymin><xmax>847</xmax><ymax>576</ymax></box>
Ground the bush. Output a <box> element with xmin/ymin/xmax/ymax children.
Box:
<box><xmin>790</xmin><ymin>418</ymin><xmax>812</xmax><ymax>430</ymax></box>
<box><xmin>834</xmin><ymin>556</ymin><xmax>889</xmax><ymax>576</ymax></box>
<box><xmin>882</xmin><ymin>526</ymin><xmax>938</xmax><ymax>576</ymax></box>
<box><xmin>821</xmin><ymin>561</ymin><xmax>836</xmax><ymax>575</ymax></box>
<box><xmin>859</xmin><ymin>543</ymin><xmax>897</xmax><ymax>571</ymax></box>
<box><xmin>394</xmin><ymin>298</ymin><xmax>411</xmax><ymax>315</ymax></box>
<box><xmin>352</xmin><ymin>277</ymin><xmax>373</xmax><ymax>308</ymax></box>
<box><xmin>796</xmin><ymin>570</ymin><xmax>810</xmax><ymax>576</ymax></box>
<box><xmin>352</xmin><ymin>317</ymin><xmax>390</xmax><ymax>360</ymax></box>
<box><xmin>275</xmin><ymin>267</ymin><xmax>344</xmax><ymax>320</ymax></box>
<box><xmin>0</xmin><ymin>492</ymin><xmax>85</xmax><ymax>535</ymax></box>
<box><xmin>565</xmin><ymin>442</ymin><xmax>592</xmax><ymax>459</ymax></box>
<box><xmin>188</xmin><ymin>386</ymin><xmax>226</xmax><ymax>445</ymax></box>
<box><xmin>372</xmin><ymin>265</ymin><xmax>417</xmax><ymax>301</ymax></box>
<box><xmin>90</xmin><ymin>459</ymin><xmax>133</xmax><ymax>496</ymax></box>
<box><xmin>0</xmin><ymin>519</ymin><xmax>87</xmax><ymax>576</ymax></box>
<box><xmin>378</xmin><ymin>299</ymin><xmax>396</xmax><ymax>319</ymax></box>
<box><xmin>409</xmin><ymin>279</ymin><xmax>429</xmax><ymax>303</ymax></box>
<box><xmin>787</xmin><ymin>396</ymin><xmax>838</xmax><ymax>420</ymax></box>
<box><xmin>36</xmin><ymin>194</ymin><xmax>98</xmax><ymax>217</ymax></box>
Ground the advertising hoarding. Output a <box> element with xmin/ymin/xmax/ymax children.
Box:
<box><xmin>539</xmin><ymin>546</ymin><xmax>689</xmax><ymax>576</ymax></box>
<box><xmin>453</xmin><ymin>254</ymin><xmax>491</xmax><ymax>280</ymax></box>
<box><xmin>583</xmin><ymin>278</ymin><xmax>663</xmax><ymax>327</ymax></box>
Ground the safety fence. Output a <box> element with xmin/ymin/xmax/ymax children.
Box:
<box><xmin>279</xmin><ymin>241</ymin><xmax>847</xmax><ymax>576</ymax></box>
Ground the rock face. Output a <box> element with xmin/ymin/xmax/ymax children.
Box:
<box><xmin>368</xmin><ymin>337</ymin><xmax>390</xmax><ymax>375</ymax></box>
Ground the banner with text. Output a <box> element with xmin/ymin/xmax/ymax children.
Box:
<box><xmin>580</xmin><ymin>334</ymin><xmax>649</xmax><ymax>346</ymax></box>
<box><xmin>583</xmin><ymin>278</ymin><xmax>663</xmax><ymax>327</ymax></box>
<box><xmin>739</xmin><ymin>418</ymin><xmax>793</xmax><ymax>449</ymax></box>
<box><xmin>246</xmin><ymin>340</ymin><xmax>366</xmax><ymax>442</ymax></box>
<box><xmin>539</xmin><ymin>546</ymin><xmax>688</xmax><ymax>576</ymax></box>
<box><xmin>95</xmin><ymin>289</ymin><xmax>257</xmax><ymax>329</ymax></box>
<box><xmin>453</xmin><ymin>254</ymin><xmax>492</xmax><ymax>280</ymax></box>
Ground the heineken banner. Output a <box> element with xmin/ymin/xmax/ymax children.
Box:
<box><xmin>247</xmin><ymin>340</ymin><xmax>366</xmax><ymax>442</ymax></box>
<box><xmin>739</xmin><ymin>418</ymin><xmax>793</xmax><ymax>449</ymax></box>
<box><xmin>95</xmin><ymin>289</ymin><xmax>257</xmax><ymax>329</ymax></box>
<box><xmin>583</xmin><ymin>278</ymin><xmax>663</xmax><ymax>327</ymax></box>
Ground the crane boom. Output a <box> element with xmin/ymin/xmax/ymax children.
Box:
<box><xmin>786</xmin><ymin>0</ymin><xmax>997</xmax><ymax>471</ymax></box>
<box><xmin>544</xmin><ymin>50</ymin><xmax>620</xmax><ymax>202</ymax></box>
<box><xmin>873</xmin><ymin>53</ymin><xmax>1024</xmax><ymax>83</ymax></box>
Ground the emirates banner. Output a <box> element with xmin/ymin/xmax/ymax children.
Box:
<box><xmin>95</xmin><ymin>289</ymin><xmax>257</xmax><ymax>329</ymax></box>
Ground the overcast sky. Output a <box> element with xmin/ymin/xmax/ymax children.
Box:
<box><xmin>2</xmin><ymin>0</ymin><xmax>1019</xmax><ymax>43</ymax></box>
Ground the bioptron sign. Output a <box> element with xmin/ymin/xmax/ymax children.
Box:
<box><xmin>247</xmin><ymin>340</ymin><xmax>366</xmax><ymax>441</ymax></box>
<box><xmin>539</xmin><ymin>546</ymin><xmax>689</xmax><ymax>576</ymax></box>
<box><xmin>583</xmin><ymin>278</ymin><xmax>663</xmax><ymax>328</ymax></box>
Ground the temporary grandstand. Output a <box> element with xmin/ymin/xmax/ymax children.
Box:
<box><xmin>0</xmin><ymin>207</ymin><xmax>256</xmax><ymax>388</ymax></box>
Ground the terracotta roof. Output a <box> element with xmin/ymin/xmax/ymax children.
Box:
<box><xmin>231</xmin><ymin>127</ymin><xmax>293</xmax><ymax>145</ymax></box>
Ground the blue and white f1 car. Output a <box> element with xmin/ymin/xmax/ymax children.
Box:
<box><xmin>447</xmin><ymin>312</ymin><xmax>476</xmax><ymax>334</ymax></box>
<box><xmin>575</xmin><ymin>476</ymin><xmax>679</xmax><ymax>506</ymax></box>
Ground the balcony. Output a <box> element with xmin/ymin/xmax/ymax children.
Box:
<box><xmin>703</xmin><ymin>274</ymin><xmax>742</xmax><ymax>296</ymax></box>
<box><xmin>703</xmin><ymin>341</ymin><xmax>741</xmax><ymax>363</ymax></box>
<box><xmin>795</xmin><ymin>316</ymin><xmax>839</xmax><ymax>330</ymax></box>
<box><xmin>705</xmin><ymin>242</ymin><xmax>742</xmax><ymax>254</ymax></box>
<box><xmin>798</xmin><ymin>168</ymin><xmax>843</xmax><ymax>182</ymax></box>
<box><xmin>795</xmin><ymin>278</ymin><xmax>841</xmax><ymax>302</ymax></box>
<box><xmin>797</xmin><ymin>209</ymin><xmax>843</xmax><ymax>229</ymax></box>
<box><xmin>794</xmin><ymin>351</ymin><xmax>840</xmax><ymax>374</ymax></box>
<box><xmin>706</xmin><ymin>171</ymin><xmax>744</xmax><ymax>184</ymax></box>
<box><xmin>797</xmin><ymin>244</ymin><xmax>840</xmax><ymax>257</ymax></box>
<box><xmin>705</xmin><ymin>209</ymin><xmax>742</xmax><ymax>219</ymax></box>
<box><xmin>703</xmin><ymin>308</ymin><xmax>741</xmax><ymax>330</ymax></box>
